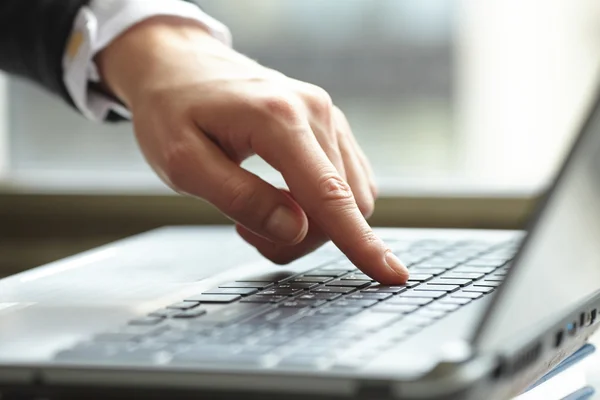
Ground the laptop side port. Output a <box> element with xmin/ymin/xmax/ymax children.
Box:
<box><xmin>554</xmin><ymin>330</ymin><xmax>564</xmax><ymax>348</ymax></box>
<box><xmin>591</xmin><ymin>309</ymin><xmax>597</xmax><ymax>325</ymax></box>
<box><xmin>508</xmin><ymin>342</ymin><xmax>543</xmax><ymax>376</ymax></box>
<box><xmin>566</xmin><ymin>321</ymin><xmax>578</xmax><ymax>336</ymax></box>
<box><xmin>580</xmin><ymin>312</ymin><xmax>586</xmax><ymax>328</ymax></box>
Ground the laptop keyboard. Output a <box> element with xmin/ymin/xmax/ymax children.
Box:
<box><xmin>54</xmin><ymin>238</ymin><xmax>519</xmax><ymax>370</ymax></box>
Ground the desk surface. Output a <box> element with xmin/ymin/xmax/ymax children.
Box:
<box><xmin>584</xmin><ymin>335</ymin><xmax>600</xmax><ymax>399</ymax></box>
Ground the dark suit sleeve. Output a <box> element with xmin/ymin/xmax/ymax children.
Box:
<box><xmin>0</xmin><ymin>0</ymin><xmax>91</xmax><ymax>106</ymax></box>
<box><xmin>0</xmin><ymin>0</ymin><xmax>200</xmax><ymax>121</ymax></box>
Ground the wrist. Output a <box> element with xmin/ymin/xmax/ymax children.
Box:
<box><xmin>95</xmin><ymin>16</ymin><xmax>215</xmax><ymax>108</ymax></box>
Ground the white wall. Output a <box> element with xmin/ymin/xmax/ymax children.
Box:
<box><xmin>456</xmin><ymin>0</ymin><xmax>600</xmax><ymax>186</ymax></box>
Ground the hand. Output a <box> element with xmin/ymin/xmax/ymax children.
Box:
<box><xmin>96</xmin><ymin>17</ymin><xmax>408</xmax><ymax>284</ymax></box>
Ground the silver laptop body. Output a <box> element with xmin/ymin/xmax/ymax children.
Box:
<box><xmin>2</xmin><ymin>85</ymin><xmax>600</xmax><ymax>399</ymax></box>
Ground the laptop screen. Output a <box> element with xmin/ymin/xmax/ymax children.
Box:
<box><xmin>474</xmin><ymin>81</ymin><xmax>600</xmax><ymax>351</ymax></box>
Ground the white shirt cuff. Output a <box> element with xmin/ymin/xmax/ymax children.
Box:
<box><xmin>63</xmin><ymin>0</ymin><xmax>232</xmax><ymax>122</ymax></box>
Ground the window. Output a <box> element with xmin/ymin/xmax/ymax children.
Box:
<box><xmin>2</xmin><ymin>0</ymin><xmax>600</xmax><ymax>194</ymax></box>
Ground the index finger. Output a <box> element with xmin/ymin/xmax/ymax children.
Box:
<box><xmin>252</xmin><ymin>118</ymin><xmax>408</xmax><ymax>284</ymax></box>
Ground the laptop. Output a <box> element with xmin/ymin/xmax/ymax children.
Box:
<box><xmin>2</xmin><ymin>86</ymin><xmax>600</xmax><ymax>400</ymax></box>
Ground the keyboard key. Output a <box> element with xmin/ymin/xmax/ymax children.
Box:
<box><xmin>452</xmin><ymin>291</ymin><xmax>483</xmax><ymax>300</ymax></box>
<box><xmin>395</xmin><ymin>314</ymin><xmax>433</xmax><ymax>327</ymax></box>
<box><xmin>128</xmin><ymin>317</ymin><xmax>163</xmax><ymax>326</ymax></box>
<box><xmin>347</xmin><ymin>293</ymin><xmax>392</xmax><ymax>301</ymax></box>
<box><xmin>172</xmin><ymin>308</ymin><xmax>207</xmax><ymax>319</ymax></box>
<box><xmin>220</xmin><ymin>281</ymin><xmax>274</xmax><ymax>289</ymax></box>
<box><xmin>149</xmin><ymin>309</ymin><xmax>180</xmax><ymax>318</ymax></box>
<box><xmin>292</xmin><ymin>276</ymin><xmax>333</xmax><ymax>284</ymax></box>
<box><xmin>294</xmin><ymin>314</ymin><xmax>350</xmax><ymax>329</ymax></box>
<box><xmin>315</xmin><ymin>307</ymin><xmax>363</xmax><ymax>316</ymax></box>
<box><xmin>276</xmin><ymin>282</ymin><xmax>318</xmax><ymax>290</ymax></box>
<box><xmin>428</xmin><ymin>303</ymin><xmax>461</xmax><ymax>312</ymax></box>
<box><xmin>198</xmin><ymin>303</ymin><xmax>273</xmax><ymax>326</ymax></box>
<box><xmin>437</xmin><ymin>249</ymin><xmax>479</xmax><ymax>258</ymax></box>
<box><xmin>409</xmin><ymin>268</ymin><xmax>446</xmax><ymax>275</ymax></box>
<box><xmin>372</xmin><ymin>303</ymin><xmax>419</xmax><ymax>314</ymax></box>
<box><xmin>404</xmin><ymin>281</ymin><xmax>421</xmax><ymax>288</ymax></box>
<box><xmin>361</xmin><ymin>285</ymin><xmax>407</xmax><ymax>294</ymax></box>
<box><xmin>242</xmin><ymin>271</ymin><xmax>297</xmax><ymax>283</ymax></box>
<box><xmin>399</xmin><ymin>291</ymin><xmax>447</xmax><ymax>299</ymax></box>
<box><xmin>411</xmin><ymin>240</ymin><xmax>450</xmax><ymax>250</ymax></box>
<box><xmin>304</xmin><ymin>269</ymin><xmax>349</xmax><ymax>277</ymax></box>
<box><xmin>241</xmin><ymin>294</ymin><xmax>288</xmax><ymax>303</ymax></box>
<box><xmin>387</xmin><ymin>297</ymin><xmax>433</xmax><ymax>306</ymax></box>
<box><xmin>329</xmin><ymin>299</ymin><xmax>379</xmax><ymax>309</ymax></box>
<box><xmin>406</xmin><ymin>273</ymin><xmax>434</xmax><ymax>282</ymax></box>
<box><xmin>429</xmin><ymin>278</ymin><xmax>472</xmax><ymax>287</ymax></box>
<box><xmin>414</xmin><ymin>260</ymin><xmax>458</xmax><ymax>269</ymax></box>
<box><xmin>442</xmin><ymin>272</ymin><xmax>485</xmax><ymax>280</ymax></box>
<box><xmin>484</xmin><ymin>275</ymin><xmax>505</xmax><ymax>282</ymax></box>
<box><xmin>415</xmin><ymin>309</ymin><xmax>448</xmax><ymax>319</ymax></box>
<box><xmin>474</xmin><ymin>280</ymin><xmax>502</xmax><ymax>288</ymax></box>
<box><xmin>416</xmin><ymin>284</ymin><xmax>460</xmax><ymax>293</ymax></box>
<box><xmin>326</xmin><ymin>280</ymin><xmax>371</xmax><ymax>288</ymax></box>
<box><xmin>342</xmin><ymin>273</ymin><xmax>373</xmax><ymax>281</ymax></box>
<box><xmin>411</xmin><ymin>263</ymin><xmax>454</xmax><ymax>270</ymax></box>
<box><xmin>167</xmin><ymin>301</ymin><xmax>200</xmax><ymax>310</ymax></box>
<box><xmin>260</xmin><ymin>288</ymin><xmax>303</xmax><ymax>296</ymax></box>
<box><xmin>297</xmin><ymin>293</ymin><xmax>342</xmax><ymax>301</ymax></box>
<box><xmin>453</xmin><ymin>266</ymin><xmax>496</xmax><ymax>274</ymax></box>
<box><xmin>464</xmin><ymin>259</ymin><xmax>508</xmax><ymax>267</ymax></box>
<box><xmin>312</xmin><ymin>286</ymin><xmax>355</xmax><ymax>294</ymax></box>
<box><xmin>463</xmin><ymin>286</ymin><xmax>495</xmax><ymax>294</ymax></box>
<box><xmin>281</xmin><ymin>300</ymin><xmax>327</xmax><ymax>308</ymax></box>
<box><xmin>439</xmin><ymin>297</ymin><xmax>471</xmax><ymax>305</ymax></box>
<box><xmin>203</xmin><ymin>288</ymin><xmax>259</xmax><ymax>296</ymax></box>
<box><xmin>184</xmin><ymin>295</ymin><xmax>241</xmax><ymax>304</ymax></box>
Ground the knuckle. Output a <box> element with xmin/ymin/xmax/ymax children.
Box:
<box><xmin>358</xmin><ymin>229</ymin><xmax>379</xmax><ymax>246</ymax></box>
<box><xmin>222</xmin><ymin>176</ymin><xmax>258</xmax><ymax>216</ymax></box>
<box><xmin>306</xmin><ymin>85</ymin><xmax>333</xmax><ymax>120</ymax></box>
<box><xmin>318</xmin><ymin>173</ymin><xmax>355</xmax><ymax>204</ymax></box>
<box><xmin>260</xmin><ymin>93</ymin><xmax>301</xmax><ymax>123</ymax></box>
<box><xmin>357</xmin><ymin>229</ymin><xmax>381</xmax><ymax>251</ymax></box>
<box><xmin>339</xmin><ymin>228</ymin><xmax>381</xmax><ymax>259</ymax></box>
<box><xmin>336</xmin><ymin>127</ymin><xmax>348</xmax><ymax>140</ymax></box>
<box><xmin>333</xmin><ymin>105</ymin><xmax>346</xmax><ymax>122</ymax></box>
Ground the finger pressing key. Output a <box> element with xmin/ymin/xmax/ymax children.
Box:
<box><xmin>251</xmin><ymin>120</ymin><xmax>409</xmax><ymax>285</ymax></box>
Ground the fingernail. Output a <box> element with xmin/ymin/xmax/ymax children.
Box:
<box><xmin>384</xmin><ymin>250</ymin><xmax>409</xmax><ymax>280</ymax></box>
<box><xmin>265</xmin><ymin>205</ymin><xmax>303</xmax><ymax>243</ymax></box>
